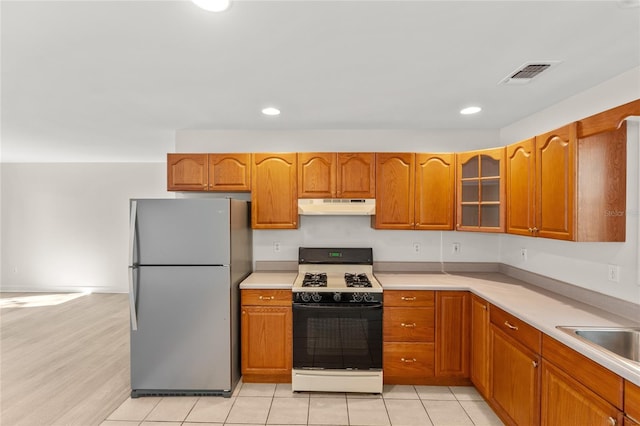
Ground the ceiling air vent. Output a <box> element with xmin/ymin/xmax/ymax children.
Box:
<box><xmin>499</xmin><ymin>61</ymin><xmax>561</xmax><ymax>85</ymax></box>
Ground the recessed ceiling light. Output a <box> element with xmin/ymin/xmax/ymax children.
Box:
<box><xmin>191</xmin><ymin>0</ymin><xmax>230</xmax><ymax>12</ymax></box>
<box><xmin>460</xmin><ymin>106</ymin><xmax>482</xmax><ymax>115</ymax></box>
<box><xmin>262</xmin><ymin>107</ymin><xmax>281</xmax><ymax>116</ymax></box>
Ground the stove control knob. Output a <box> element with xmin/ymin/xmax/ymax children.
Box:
<box><xmin>333</xmin><ymin>292</ymin><xmax>342</xmax><ymax>302</ymax></box>
<box><xmin>363</xmin><ymin>293</ymin><xmax>374</xmax><ymax>302</ymax></box>
<box><xmin>300</xmin><ymin>292</ymin><xmax>311</xmax><ymax>302</ymax></box>
<box><xmin>311</xmin><ymin>292</ymin><xmax>322</xmax><ymax>302</ymax></box>
<box><xmin>352</xmin><ymin>293</ymin><xmax>363</xmax><ymax>302</ymax></box>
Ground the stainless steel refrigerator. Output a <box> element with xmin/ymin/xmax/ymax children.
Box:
<box><xmin>128</xmin><ymin>198</ymin><xmax>252</xmax><ymax>398</ymax></box>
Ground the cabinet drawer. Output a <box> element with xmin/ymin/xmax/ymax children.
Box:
<box><xmin>384</xmin><ymin>290</ymin><xmax>435</xmax><ymax>307</ymax></box>
<box><xmin>241</xmin><ymin>289</ymin><xmax>292</xmax><ymax>306</ymax></box>
<box><xmin>384</xmin><ymin>342</ymin><xmax>434</xmax><ymax>381</ymax></box>
<box><xmin>384</xmin><ymin>307</ymin><xmax>434</xmax><ymax>342</ymax></box>
<box><xmin>490</xmin><ymin>305</ymin><xmax>541</xmax><ymax>353</ymax></box>
<box><xmin>626</xmin><ymin>381</ymin><xmax>640</xmax><ymax>424</ymax></box>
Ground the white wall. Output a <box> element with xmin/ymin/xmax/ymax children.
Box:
<box><xmin>1</xmin><ymin>163</ymin><xmax>169</xmax><ymax>293</ymax></box>
<box><xmin>499</xmin><ymin>67</ymin><xmax>640</xmax><ymax>304</ymax></box>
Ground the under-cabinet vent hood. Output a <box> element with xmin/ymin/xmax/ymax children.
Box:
<box><xmin>298</xmin><ymin>198</ymin><xmax>376</xmax><ymax>216</ymax></box>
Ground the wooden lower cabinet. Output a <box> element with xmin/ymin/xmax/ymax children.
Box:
<box><xmin>383</xmin><ymin>290</ymin><xmax>435</xmax><ymax>384</ymax></box>
<box><xmin>435</xmin><ymin>291</ymin><xmax>470</xmax><ymax>381</ymax></box>
<box><xmin>489</xmin><ymin>306</ymin><xmax>542</xmax><ymax>425</ymax></box>
<box><xmin>470</xmin><ymin>294</ymin><xmax>490</xmax><ymax>398</ymax></box>
<box><xmin>626</xmin><ymin>381</ymin><xmax>640</xmax><ymax>425</ymax></box>
<box><xmin>241</xmin><ymin>290</ymin><xmax>292</xmax><ymax>383</ymax></box>
<box><xmin>541</xmin><ymin>360</ymin><xmax>623</xmax><ymax>426</ymax></box>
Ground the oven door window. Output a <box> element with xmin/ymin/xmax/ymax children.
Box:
<box><xmin>293</xmin><ymin>304</ymin><xmax>382</xmax><ymax>370</ymax></box>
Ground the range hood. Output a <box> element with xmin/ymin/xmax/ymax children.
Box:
<box><xmin>298</xmin><ymin>199</ymin><xmax>376</xmax><ymax>216</ymax></box>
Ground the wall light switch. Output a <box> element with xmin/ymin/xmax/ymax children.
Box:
<box><xmin>607</xmin><ymin>264</ymin><xmax>620</xmax><ymax>282</ymax></box>
<box><xmin>452</xmin><ymin>242</ymin><xmax>460</xmax><ymax>254</ymax></box>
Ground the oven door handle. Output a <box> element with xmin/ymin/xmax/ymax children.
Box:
<box><xmin>293</xmin><ymin>303</ymin><xmax>383</xmax><ymax>309</ymax></box>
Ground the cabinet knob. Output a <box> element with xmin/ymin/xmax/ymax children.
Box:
<box><xmin>607</xmin><ymin>417</ymin><xmax>617</xmax><ymax>426</ymax></box>
<box><xmin>528</xmin><ymin>228</ymin><xmax>533</xmax><ymax>233</ymax></box>
<box><xmin>532</xmin><ymin>227</ymin><xmax>539</xmax><ymax>233</ymax></box>
<box><xmin>400</xmin><ymin>322</ymin><xmax>417</xmax><ymax>328</ymax></box>
<box><xmin>532</xmin><ymin>360</ymin><xmax>538</xmax><ymax>368</ymax></box>
<box><xmin>400</xmin><ymin>358</ymin><xmax>417</xmax><ymax>363</ymax></box>
<box><xmin>482</xmin><ymin>305</ymin><xmax>487</xmax><ymax>310</ymax></box>
<box><xmin>504</xmin><ymin>320</ymin><xmax>519</xmax><ymax>331</ymax></box>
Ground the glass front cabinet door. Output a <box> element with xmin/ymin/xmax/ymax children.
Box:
<box><xmin>456</xmin><ymin>147</ymin><xmax>506</xmax><ymax>232</ymax></box>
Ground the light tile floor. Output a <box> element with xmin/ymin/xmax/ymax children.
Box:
<box><xmin>102</xmin><ymin>382</ymin><xmax>504</xmax><ymax>426</ymax></box>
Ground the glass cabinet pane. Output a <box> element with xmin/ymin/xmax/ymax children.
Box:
<box><xmin>481</xmin><ymin>179</ymin><xmax>500</xmax><ymax>202</ymax></box>
<box><xmin>462</xmin><ymin>181</ymin><xmax>479</xmax><ymax>202</ymax></box>
<box><xmin>462</xmin><ymin>205</ymin><xmax>479</xmax><ymax>227</ymax></box>
<box><xmin>480</xmin><ymin>155</ymin><xmax>500</xmax><ymax>177</ymax></box>
<box><xmin>462</xmin><ymin>156</ymin><xmax>479</xmax><ymax>179</ymax></box>
<box><xmin>480</xmin><ymin>205</ymin><xmax>500</xmax><ymax>228</ymax></box>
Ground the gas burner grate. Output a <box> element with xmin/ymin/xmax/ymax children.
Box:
<box><xmin>344</xmin><ymin>273</ymin><xmax>372</xmax><ymax>288</ymax></box>
<box><xmin>302</xmin><ymin>272</ymin><xmax>328</xmax><ymax>287</ymax></box>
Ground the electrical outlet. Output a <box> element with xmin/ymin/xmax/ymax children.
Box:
<box><xmin>520</xmin><ymin>248</ymin><xmax>527</xmax><ymax>261</ymax></box>
<box><xmin>607</xmin><ymin>264</ymin><xmax>620</xmax><ymax>282</ymax></box>
<box><xmin>273</xmin><ymin>242</ymin><xmax>281</xmax><ymax>253</ymax></box>
<box><xmin>452</xmin><ymin>242</ymin><xmax>460</xmax><ymax>254</ymax></box>
<box><xmin>413</xmin><ymin>243</ymin><xmax>420</xmax><ymax>253</ymax></box>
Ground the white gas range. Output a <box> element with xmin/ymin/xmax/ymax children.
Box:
<box><xmin>291</xmin><ymin>247</ymin><xmax>383</xmax><ymax>394</ymax></box>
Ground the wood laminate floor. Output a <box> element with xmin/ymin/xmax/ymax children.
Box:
<box><xmin>0</xmin><ymin>292</ymin><xmax>130</xmax><ymax>426</ymax></box>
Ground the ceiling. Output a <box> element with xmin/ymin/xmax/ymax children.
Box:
<box><xmin>2</xmin><ymin>0</ymin><xmax>639</xmax><ymax>162</ymax></box>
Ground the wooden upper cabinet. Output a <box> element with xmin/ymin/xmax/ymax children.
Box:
<box><xmin>523</xmin><ymin>120</ymin><xmax>627</xmax><ymax>242</ymax></box>
<box><xmin>506</xmin><ymin>138</ymin><xmax>536</xmax><ymax>236</ymax></box>
<box><xmin>337</xmin><ymin>153</ymin><xmax>375</xmax><ymax>198</ymax></box>
<box><xmin>298</xmin><ymin>153</ymin><xmax>336</xmax><ymax>198</ymax></box>
<box><xmin>208</xmin><ymin>153</ymin><xmax>251</xmax><ymax>191</ymax></box>
<box><xmin>577</xmin><ymin>98</ymin><xmax>640</xmax><ymax>138</ymax></box>
<box><xmin>167</xmin><ymin>153</ymin><xmax>208</xmax><ymax>191</ymax></box>
<box><xmin>167</xmin><ymin>153</ymin><xmax>251</xmax><ymax>192</ymax></box>
<box><xmin>251</xmin><ymin>153</ymin><xmax>298</xmax><ymax>229</ymax></box>
<box><xmin>456</xmin><ymin>147</ymin><xmax>506</xmax><ymax>232</ymax></box>
<box><xmin>373</xmin><ymin>153</ymin><xmax>415</xmax><ymax>229</ymax></box>
<box><xmin>535</xmin><ymin>123</ymin><xmax>577</xmax><ymax>241</ymax></box>
<box><xmin>415</xmin><ymin>153</ymin><xmax>455</xmax><ymax>230</ymax></box>
<box><xmin>297</xmin><ymin>153</ymin><xmax>375</xmax><ymax>198</ymax></box>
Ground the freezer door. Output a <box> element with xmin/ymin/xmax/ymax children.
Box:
<box><xmin>130</xmin><ymin>266</ymin><xmax>232</xmax><ymax>391</ymax></box>
<box><xmin>132</xmin><ymin>199</ymin><xmax>231</xmax><ymax>265</ymax></box>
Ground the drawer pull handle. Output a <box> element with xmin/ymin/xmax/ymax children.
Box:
<box><xmin>401</xmin><ymin>296</ymin><xmax>417</xmax><ymax>301</ymax></box>
<box><xmin>400</xmin><ymin>358</ymin><xmax>417</xmax><ymax>363</ymax></box>
<box><xmin>401</xmin><ymin>323</ymin><xmax>417</xmax><ymax>328</ymax></box>
<box><xmin>504</xmin><ymin>320</ymin><xmax>519</xmax><ymax>331</ymax></box>
<box><xmin>607</xmin><ymin>417</ymin><xmax>616</xmax><ymax>426</ymax></box>
<box><xmin>258</xmin><ymin>296</ymin><xmax>275</xmax><ymax>300</ymax></box>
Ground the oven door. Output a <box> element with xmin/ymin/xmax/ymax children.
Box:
<box><xmin>292</xmin><ymin>303</ymin><xmax>383</xmax><ymax>370</ymax></box>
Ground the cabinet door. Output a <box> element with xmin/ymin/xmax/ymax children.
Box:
<box><xmin>251</xmin><ymin>153</ymin><xmax>298</xmax><ymax>229</ymax></box>
<box><xmin>535</xmin><ymin>123</ymin><xmax>576</xmax><ymax>241</ymax></box>
<box><xmin>490</xmin><ymin>326</ymin><xmax>540</xmax><ymax>426</ymax></box>
<box><xmin>456</xmin><ymin>148</ymin><xmax>505</xmax><ymax>232</ymax></box>
<box><xmin>506</xmin><ymin>139</ymin><xmax>536</xmax><ymax>236</ymax></box>
<box><xmin>374</xmin><ymin>153</ymin><xmax>415</xmax><ymax>229</ymax></box>
<box><xmin>626</xmin><ymin>381</ymin><xmax>640</xmax><ymax>425</ymax></box>
<box><xmin>435</xmin><ymin>291</ymin><xmax>469</xmax><ymax>378</ymax></box>
<box><xmin>241</xmin><ymin>306</ymin><xmax>292</xmax><ymax>382</ymax></box>
<box><xmin>167</xmin><ymin>153</ymin><xmax>208</xmax><ymax>191</ymax></box>
<box><xmin>209</xmin><ymin>153</ymin><xmax>251</xmax><ymax>191</ymax></box>
<box><xmin>470</xmin><ymin>295</ymin><xmax>490</xmax><ymax>398</ymax></box>
<box><xmin>541</xmin><ymin>360</ymin><xmax>622</xmax><ymax>426</ymax></box>
<box><xmin>337</xmin><ymin>153</ymin><xmax>375</xmax><ymax>198</ymax></box>
<box><xmin>298</xmin><ymin>153</ymin><xmax>336</xmax><ymax>198</ymax></box>
<box><xmin>415</xmin><ymin>153</ymin><xmax>455</xmax><ymax>230</ymax></box>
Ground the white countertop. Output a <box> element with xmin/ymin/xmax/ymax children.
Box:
<box><xmin>239</xmin><ymin>270</ymin><xmax>640</xmax><ymax>385</ymax></box>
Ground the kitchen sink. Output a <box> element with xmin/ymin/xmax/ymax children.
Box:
<box><xmin>556</xmin><ymin>326</ymin><xmax>640</xmax><ymax>366</ymax></box>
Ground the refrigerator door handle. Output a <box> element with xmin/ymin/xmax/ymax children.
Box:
<box><xmin>129</xmin><ymin>266</ymin><xmax>138</xmax><ymax>331</ymax></box>
<box><xmin>129</xmin><ymin>200</ymin><xmax>137</xmax><ymax>266</ymax></box>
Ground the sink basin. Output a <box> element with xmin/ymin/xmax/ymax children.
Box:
<box><xmin>557</xmin><ymin>326</ymin><xmax>640</xmax><ymax>366</ymax></box>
